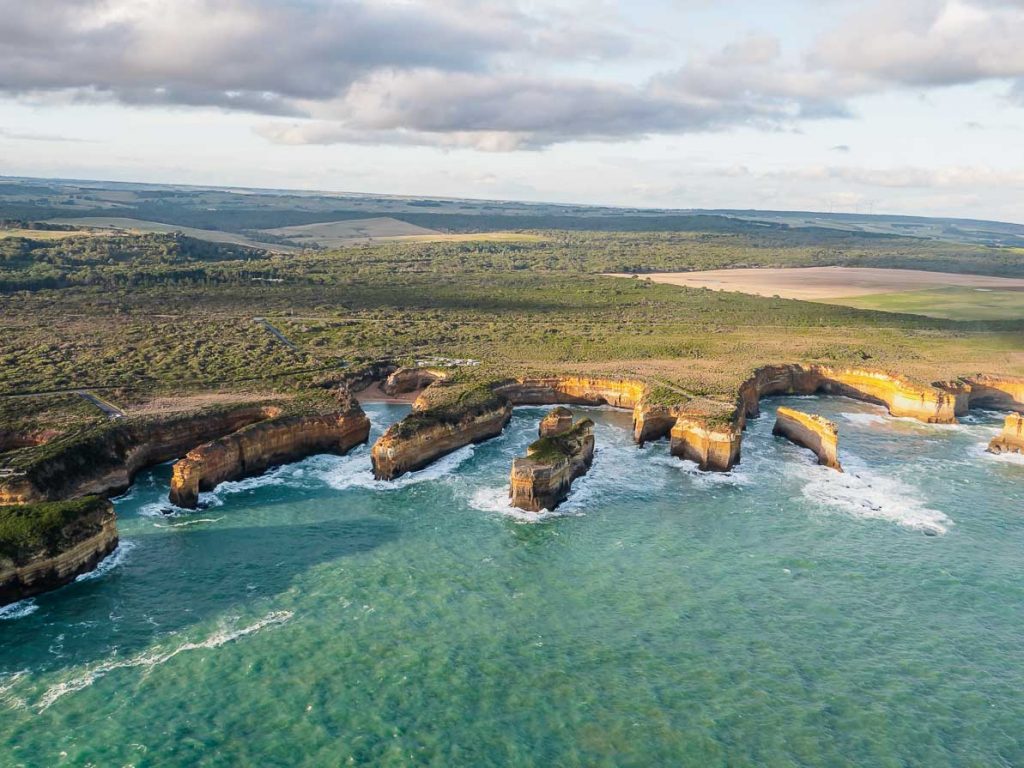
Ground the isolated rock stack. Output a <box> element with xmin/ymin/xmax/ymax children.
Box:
<box><xmin>510</xmin><ymin>408</ymin><xmax>595</xmax><ymax>512</ymax></box>
<box><xmin>773</xmin><ymin>407</ymin><xmax>842</xmax><ymax>471</ymax></box>
<box><xmin>988</xmin><ymin>413</ymin><xmax>1024</xmax><ymax>456</ymax></box>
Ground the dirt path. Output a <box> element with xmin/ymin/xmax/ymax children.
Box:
<box><xmin>254</xmin><ymin>317</ymin><xmax>300</xmax><ymax>352</ymax></box>
<box><xmin>75</xmin><ymin>390</ymin><xmax>125</xmax><ymax>419</ymax></box>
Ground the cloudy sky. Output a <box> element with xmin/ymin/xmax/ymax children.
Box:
<box><xmin>1</xmin><ymin>0</ymin><xmax>1023</xmax><ymax>221</ymax></box>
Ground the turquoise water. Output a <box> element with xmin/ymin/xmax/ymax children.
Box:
<box><xmin>2</xmin><ymin>398</ymin><xmax>1024</xmax><ymax>767</ymax></box>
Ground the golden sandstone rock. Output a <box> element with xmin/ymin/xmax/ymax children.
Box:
<box><xmin>773</xmin><ymin>407</ymin><xmax>842</xmax><ymax>471</ymax></box>
<box><xmin>988</xmin><ymin>413</ymin><xmax>1024</xmax><ymax>456</ymax></box>
<box><xmin>510</xmin><ymin>413</ymin><xmax>595</xmax><ymax>512</ymax></box>
<box><xmin>169</xmin><ymin>403</ymin><xmax>370</xmax><ymax>509</ymax></box>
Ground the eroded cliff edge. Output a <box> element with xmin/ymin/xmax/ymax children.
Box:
<box><xmin>773</xmin><ymin>407</ymin><xmax>842</xmax><ymax>471</ymax></box>
<box><xmin>988</xmin><ymin>413</ymin><xmax>1024</xmax><ymax>455</ymax></box>
<box><xmin>0</xmin><ymin>388</ymin><xmax>367</xmax><ymax>603</ymax></box>
<box><xmin>169</xmin><ymin>392</ymin><xmax>370</xmax><ymax>508</ymax></box>
<box><xmin>0</xmin><ymin>497</ymin><xmax>117</xmax><ymax>605</ymax></box>
<box><xmin>370</xmin><ymin>365</ymin><xmax>1024</xmax><ymax>480</ymax></box>
<box><xmin>510</xmin><ymin>412</ymin><xmax>595</xmax><ymax>512</ymax></box>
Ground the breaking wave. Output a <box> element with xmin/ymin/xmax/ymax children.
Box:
<box><xmin>35</xmin><ymin>610</ymin><xmax>293</xmax><ymax>712</ymax></box>
<box><xmin>0</xmin><ymin>600</ymin><xmax>38</xmax><ymax>621</ymax></box>
<box><xmin>790</xmin><ymin>457</ymin><xmax>950</xmax><ymax>535</ymax></box>
<box><xmin>75</xmin><ymin>541</ymin><xmax>136</xmax><ymax>583</ymax></box>
<box><xmin>319</xmin><ymin>444</ymin><xmax>476</xmax><ymax>491</ymax></box>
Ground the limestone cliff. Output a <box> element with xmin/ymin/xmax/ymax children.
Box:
<box><xmin>0</xmin><ymin>403</ymin><xmax>286</xmax><ymax>505</ymax></box>
<box><xmin>988</xmin><ymin>413</ymin><xmax>1024</xmax><ymax>455</ymax></box>
<box><xmin>773</xmin><ymin>407</ymin><xmax>842</xmax><ymax>471</ymax></box>
<box><xmin>0</xmin><ymin>497</ymin><xmax>117</xmax><ymax>606</ymax></box>
<box><xmin>169</xmin><ymin>395</ymin><xmax>370</xmax><ymax>508</ymax></box>
<box><xmin>739</xmin><ymin>364</ymin><xmax>960</xmax><ymax>425</ymax></box>
<box><xmin>382</xmin><ymin>366</ymin><xmax>446</xmax><ymax>396</ymax></box>
<box><xmin>372</xmin><ymin>384</ymin><xmax>512</xmax><ymax>480</ymax></box>
<box><xmin>670</xmin><ymin>416</ymin><xmax>742</xmax><ymax>472</ymax></box>
<box><xmin>963</xmin><ymin>374</ymin><xmax>1024</xmax><ymax>413</ymax></box>
<box><xmin>539</xmin><ymin>406</ymin><xmax>573</xmax><ymax>437</ymax></box>
<box><xmin>510</xmin><ymin>415</ymin><xmax>595</xmax><ymax>512</ymax></box>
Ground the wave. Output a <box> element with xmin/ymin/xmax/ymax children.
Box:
<box><xmin>35</xmin><ymin>610</ymin><xmax>293</xmax><ymax>712</ymax></box>
<box><xmin>152</xmin><ymin>517</ymin><xmax>224</xmax><ymax>529</ymax></box>
<box><xmin>649</xmin><ymin>454</ymin><xmax>753</xmax><ymax>488</ymax></box>
<box><xmin>0</xmin><ymin>599</ymin><xmax>38</xmax><ymax>621</ymax></box>
<box><xmin>467</xmin><ymin>486</ymin><xmax>583</xmax><ymax>523</ymax></box>
<box><xmin>790</xmin><ymin>457</ymin><xmax>950</xmax><ymax>535</ymax></box>
<box><xmin>319</xmin><ymin>444</ymin><xmax>476</xmax><ymax>492</ymax></box>
<box><xmin>840</xmin><ymin>412</ymin><xmax>889</xmax><ymax>427</ymax></box>
<box><xmin>74</xmin><ymin>541</ymin><xmax>136</xmax><ymax>583</ymax></box>
<box><xmin>974</xmin><ymin>442</ymin><xmax>1024</xmax><ymax>466</ymax></box>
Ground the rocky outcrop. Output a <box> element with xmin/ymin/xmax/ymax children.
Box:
<box><xmin>988</xmin><ymin>413</ymin><xmax>1024</xmax><ymax>455</ymax></box>
<box><xmin>382</xmin><ymin>366</ymin><xmax>446</xmax><ymax>396</ymax></box>
<box><xmin>773</xmin><ymin>407</ymin><xmax>842</xmax><ymax>471</ymax></box>
<box><xmin>963</xmin><ymin>374</ymin><xmax>1024</xmax><ymax>413</ymax></box>
<box><xmin>510</xmin><ymin>415</ymin><xmax>595</xmax><ymax>512</ymax></box>
<box><xmin>372</xmin><ymin>385</ymin><xmax>512</xmax><ymax>480</ymax></box>
<box><xmin>739</xmin><ymin>365</ymin><xmax>960</xmax><ymax>426</ymax></box>
<box><xmin>169</xmin><ymin>395</ymin><xmax>370</xmax><ymax>508</ymax></box>
<box><xmin>670</xmin><ymin>414</ymin><xmax>742</xmax><ymax>472</ymax></box>
<box><xmin>539</xmin><ymin>407</ymin><xmax>573</xmax><ymax>437</ymax></box>
<box><xmin>0</xmin><ymin>404</ymin><xmax>286</xmax><ymax>505</ymax></box>
<box><xmin>0</xmin><ymin>497</ymin><xmax>117</xmax><ymax>606</ymax></box>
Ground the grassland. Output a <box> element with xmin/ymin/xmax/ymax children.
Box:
<box><xmin>1</xmin><ymin>207</ymin><xmax>1024</xmax><ymax>440</ymax></box>
<box><xmin>830</xmin><ymin>287</ymin><xmax>1024</xmax><ymax>321</ymax></box>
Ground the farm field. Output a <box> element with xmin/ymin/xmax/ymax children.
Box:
<box><xmin>829</xmin><ymin>286</ymin><xmax>1024</xmax><ymax>321</ymax></box>
<box><xmin>46</xmin><ymin>216</ymin><xmax>293</xmax><ymax>252</ymax></box>
<box><xmin>261</xmin><ymin>216</ymin><xmax>440</xmax><ymax>247</ymax></box>
<box><xmin>619</xmin><ymin>266</ymin><xmax>1024</xmax><ymax>319</ymax></box>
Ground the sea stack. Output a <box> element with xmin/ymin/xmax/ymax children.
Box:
<box><xmin>510</xmin><ymin>410</ymin><xmax>595</xmax><ymax>512</ymax></box>
<box><xmin>988</xmin><ymin>413</ymin><xmax>1024</xmax><ymax>455</ymax></box>
<box><xmin>773</xmin><ymin>407</ymin><xmax>843</xmax><ymax>471</ymax></box>
<box><xmin>539</xmin><ymin>406</ymin><xmax>574</xmax><ymax>437</ymax></box>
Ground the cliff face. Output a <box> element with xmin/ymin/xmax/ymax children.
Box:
<box><xmin>670</xmin><ymin>417</ymin><xmax>742</xmax><ymax>472</ymax></box>
<box><xmin>494</xmin><ymin>376</ymin><xmax>646</xmax><ymax>409</ymax></box>
<box><xmin>382</xmin><ymin>367</ymin><xmax>445</xmax><ymax>396</ymax></box>
<box><xmin>988</xmin><ymin>413</ymin><xmax>1024</xmax><ymax>455</ymax></box>
<box><xmin>372</xmin><ymin>401</ymin><xmax>513</xmax><ymax>480</ymax></box>
<box><xmin>739</xmin><ymin>364</ymin><xmax>959</xmax><ymax>425</ymax></box>
<box><xmin>0</xmin><ymin>404</ymin><xmax>283</xmax><ymax>505</ymax></box>
<box><xmin>773</xmin><ymin>407</ymin><xmax>842</xmax><ymax>471</ymax></box>
<box><xmin>0</xmin><ymin>498</ymin><xmax>118</xmax><ymax>606</ymax></box>
<box><xmin>510</xmin><ymin>415</ymin><xmax>595</xmax><ymax>512</ymax></box>
<box><xmin>169</xmin><ymin>402</ymin><xmax>370</xmax><ymax>508</ymax></box>
<box><xmin>539</xmin><ymin>407</ymin><xmax>573</xmax><ymax>437</ymax></box>
<box><xmin>964</xmin><ymin>375</ymin><xmax>1024</xmax><ymax>413</ymax></box>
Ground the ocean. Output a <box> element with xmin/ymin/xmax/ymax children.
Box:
<box><xmin>2</xmin><ymin>398</ymin><xmax>1022</xmax><ymax>766</ymax></box>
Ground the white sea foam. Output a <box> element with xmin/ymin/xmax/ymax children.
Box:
<box><xmin>840</xmin><ymin>412</ymin><xmax>889</xmax><ymax>426</ymax></box>
<box><xmin>467</xmin><ymin>486</ymin><xmax>582</xmax><ymax>523</ymax></box>
<box><xmin>152</xmin><ymin>517</ymin><xmax>224</xmax><ymax>529</ymax></box>
<box><xmin>319</xmin><ymin>444</ymin><xmax>476</xmax><ymax>491</ymax></box>
<box><xmin>975</xmin><ymin>442</ymin><xmax>1024</xmax><ymax>466</ymax></box>
<box><xmin>649</xmin><ymin>455</ymin><xmax>753</xmax><ymax>487</ymax></box>
<box><xmin>75</xmin><ymin>541</ymin><xmax>135</xmax><ymax>583</ymax></box>
<box><xmin>35</xmin><ymin>610</ymin><xmax>293</xmax><ymax>711</ymax></box>
<box><xmin>0</xmin><ymin>599</ymin><xmax>38</xmax><ymax>621</ymax></box>
<box><xmin>790</xmin><ymin>457</ymin><xmax>950</xmax><ymax>535</ymax></box>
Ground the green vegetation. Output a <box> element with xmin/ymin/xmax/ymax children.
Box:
<box><xmin>527</xmin><ymin>418</ymin><xmax>594</xmax><ymax>463</ymax></box>
<box><xmin>828</xmin><ymin>287</ymin><xmax>1024</xmax><ymax>321</ymax></box>
<box><xmin>0</xmin><ymin>496</ymin><xmax>109</xmax><ymax>565</ymax></box>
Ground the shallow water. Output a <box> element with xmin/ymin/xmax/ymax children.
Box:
<box><xmin>2</xmin><ymin>398</ymin><xmax>1023</xmax><ymax>766</ymax></box>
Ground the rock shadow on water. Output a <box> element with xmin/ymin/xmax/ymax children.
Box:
<box><xmin>0</xmin><ymin>517</ymin><xmax>399</xmax><ymax>675</ymax></box>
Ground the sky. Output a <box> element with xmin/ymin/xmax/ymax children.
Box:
<box><xmin>1</xmin><ymin>0</ymin><xmax>1023</xmax><ymax>222</ymax></box>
